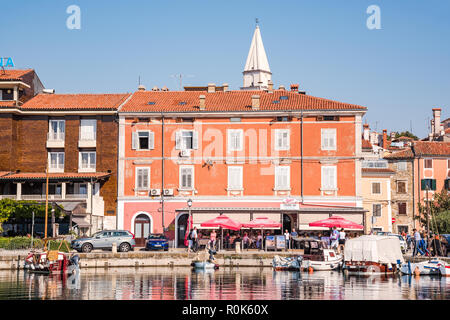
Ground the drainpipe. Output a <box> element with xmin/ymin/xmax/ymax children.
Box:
<box><xmin>161</xmin><ymin>113</ymin><xmax>165</xmax><ymax>235</ymax></box>
<box><xmin>417</xmin><ymin>156</ymin><xmax>421</xmax><ymax>230</ymax></box>
<box><xmin>412</xmin><ymin>158</ymin><xmax>415</xmax><ymax>231</ymax></box>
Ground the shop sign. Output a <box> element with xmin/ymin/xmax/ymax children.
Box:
<box><xmin>0</xmin><ymin>57</ymin><xmax>14</xmax><ymax>68</ymax></box>
<box><xmin>280</xmin><ymin>197</ymin><xmax>299</xmax><ymax>210</ymax></box>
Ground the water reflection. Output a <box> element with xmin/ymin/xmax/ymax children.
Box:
<box><xmin>0</xmin><ymin>268</ymin><xmax>448</xmax><ymax>300</ymax></box>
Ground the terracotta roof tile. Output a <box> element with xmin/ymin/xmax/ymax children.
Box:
<box><xmin>0</xmin><ymin>172</ymin><xmax>111</xmax><ymax>180</ymax></box>
<box><xmin>0</xmin><ymin>172</ymin><xmax>11</xmax><ymax>177</ymax></box>
<box><xmin>0</xmin><ymin>101</ymin><xmax>16</xmax><ymax>108</ymax></box>
<box><xmin>384</xmin><ymin>148</ymin><xmax>414</xmax><ymax>159</ymax></box>
<box><xmin>0</xmin><ymin>69</ymin><xmax>34</xmax><ymax>81</ymax></box>
<box><xmin>120</xmin><ymin>90</ymin><xmax>366</xmax><ymax>113</ymax></box>
<box><xmin>20</xmin><ymin>93</ymin><xmax>131</xmax><ymax>110</ymax></box>
<box><xmin>413</xmin><ymin>141</ymin><xmax>450</xmax><ymax>157</ymax></box>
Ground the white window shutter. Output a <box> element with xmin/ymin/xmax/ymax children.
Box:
<box><xmin>132</xmin><ymin>132</ymin><xmax>138</xmax><ymax>150</ymax></box>
<box><xmin>149</xmin><ymin>131</ymin><xmax>155</xmax><ymax>149</ymax></box>
<box><xmin>193</xmin><ymin>131</ymin><xmax>198</xmax><ymax>149</ymax></box>
<box><xmin>175</xmin><ymin>131</ymin><xmax>181</xmax><ymax>150</ymax></box>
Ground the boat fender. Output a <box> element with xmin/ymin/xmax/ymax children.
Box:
<box><xmin>387</xmin><ymin>263</ymin><xmax>392</xmax><ymax>270</ymax></box>
<box><xmin>308</xmin><ymin>266</ymin><xmax>314</xmax><ymax>273</ymax></box>
<box><xmin>414</xmin><ymin>266</ymin><xmax>420</xmax><ymax>277</ymax></box>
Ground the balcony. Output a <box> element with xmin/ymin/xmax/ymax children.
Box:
<box><xmin>21</xmin><ymin>194</ymin><xmax>63</xmax><ymax>200</ymax></box>
<box><xmin>78</xmin><ymin>163</ymin><xmax>96</xmax><ymax>173</ymax></box>
<box><xmin>47</xmin><ymin>132</ymin><xmax>65</xmax><ymax>148</ymax></box>
<box><xmin>78</xmin><ymin>131</ymin><xmax>96</xmax><ymax>148</ymax></box>
<box><xmin>66</xmin><ymin>193</ymin><xmax>88</xmax><ymax>200</ymax></box>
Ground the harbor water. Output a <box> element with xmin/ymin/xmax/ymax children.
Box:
<box><xmin>0</xmin><ymin>267</ymin><xmax>448</xmax><ymax>300</ymax></box>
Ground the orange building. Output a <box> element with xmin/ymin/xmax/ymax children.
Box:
<box><xmin>116</xmin><ymin>86</ymin><xmax>367</xmax><ymax>246</ymax></box>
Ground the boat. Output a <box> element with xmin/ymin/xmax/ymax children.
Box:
<box><xmin>400</xmin><ymin>259</ymin><xmax>448</xmax><ymax>276</ymax></box>
<box><xmin>293</xmin><ymin>238</ymin><xmax>343</xmax><ymax>271</ymax></box>
<box><xmin>343</xmin><ymin>235</ymin><xmax>404</xmax><ymax>274</ymax></box>
<box><xmin>24</xmin><ymin>249</ymin><xmax>80</xmax><ymax>275</ymax></box>
<box><xmin>192</xmin><ymin>260</ymin><xmax>219</xmax><ymax>270</ymax></box>
<box><xmin>272</xmin><ymin>255</ymin><xmax>302</xmax><ymax>271</ymax></box>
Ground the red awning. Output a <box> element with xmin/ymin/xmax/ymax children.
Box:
<box><xmin>309</xmin><ymin>215</ymin><xmax>364</xmax><ymax>230</ymax></box>
<box><xmin>241</xmin><ymin>217</ymin><xmax>282</xmax><ymax>229</ymax></box>
<box><xmin>200</xmin><ymin>215</ymin><xmax>241</xmax><ymax>231</ymax></box>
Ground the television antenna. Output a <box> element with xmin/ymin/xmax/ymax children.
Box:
<box><xmin>170</xmin><ymin>74</ymin><xmax>195</xmax><ymax>90</ymax></box>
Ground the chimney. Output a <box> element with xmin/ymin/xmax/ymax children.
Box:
<box><xmin>251</xmin><ymin>95</ymin><xmax>260</xmax><ymax>110</ymax></box>
<box><xmin>152</xmin><ymin>86</ymin><xmax>159</xmax><ymax>91</ymax></box>
<box><xmin>390</xmin><ymin>132</ymin><xmax>396</xmax><ymax>140</ymax></box>
<box><xmin>432</xmin><ymin>108</ymin><xmax>442</xmax><ymax>136</ymax></box>
<box><xmin>42</xmin><ymin>89</ymin><xmax>55</xmax><ymax>94</ymax></box>
<box><xmin>290</xmin><ymin>84</ymin><xmax>299</xmax><ymax>92</ymax></box>
<box><xmin>161</xmin><ymin>86</ymin><xmax>169</xmax><ymax>91</ymax></box>
<box><xmin>363</xmin><ymin>124</ymin><xmax>370</xmax><ymax>141</ymax></box>
<box><xmin>382</xmin><ymin>129</ymin><xmax>388</xmax><ymax>149</ymax></box>
<box><xmin>138</xmin><ymin>84</ymin><xmax>146</xmax><ymax>91</ymax></box>
<box><xmin>279</xmin><ymin>85</ymin><xmax>286</xmax><ymax>91</ymax></box>
<box><xmin>207</xmin><ymin>83</ymin><xmax>216</xmax><ymax>93</ymax></box>
<box><xmin>268</xmin><ymin>80</ymin><xmax>273</xmax><ymax>92</ymax></box>
<box><xmin>222</xmin><ymin>83</ymin><xmax>229</xmax><ymax>92</ymax></box>
<box><xmin>199</xmin><ymin>95</ymin><xmax>206</xmax><ymax>110</ymax></box>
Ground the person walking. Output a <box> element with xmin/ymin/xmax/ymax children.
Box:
<box><xmin>187</xmin><ymin>229</ymin><xmax>193</xmax><ymax>253</ymax></box>
<box><xmin>338</xmin><ymin>228</ymin><xmax>346</xmax><ymax>253</ymax></box>
<box><xmin>191</xmin><ymin>227</ymin><xmax>198</xmax><ymax>252</ymax></box>
<box><xmin>256</xmin><ymin>232</ymin><xmax>263</xmax><ymax>250</ymax></box>
<box><xmin>291</xmin><ymin>228</ymin><xmax>298</xmax><ymax>249</ymax></box>
<box><xmin>413</xmin><ymin>229</ymin><xmax>421</xmax><ymax>256</ymax></box>
<box><xmin>210</xmin><ymin>230</ymin><xmax>217</xmax><ymax>250</ymax></box>
<box><xmin>284</xmin><ymin>229</ymin><xmax>290</xmax><ymax>251</ymax></box>
<box><xmin>330</xmin><ymin>227</ymin><xmax>340</xmax><ymax>250</ymax></box>
<box><xmin>243</xmin><ymin>232</ymin><xmax>249</xmax><ymax>250</ymax></box>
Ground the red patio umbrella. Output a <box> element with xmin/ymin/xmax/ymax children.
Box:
<box><xmin>242</xmin><ymin>217</ymin><xmax>282</xmax><ymax>229</ymax></box>
<box><xmin>308</xmin><ymin>215</ymin><xmax>364</xmax><ymax>230</ymax></box>
<box><xmin>201</xmin><ymin>215</ymin><xmax>241</xmax><ymax>250</ymax></box>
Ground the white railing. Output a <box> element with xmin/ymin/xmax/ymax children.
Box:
<box><xmin>0</xmin><ymin>195</ymin><xmax>16</xmax><ymax>200</ymax></box>
<box><xmin>79</xmin><ymin>131</ymin><xmax>96</xmax><ymax>141</ymax></box>
<box><xmin>47</xmin><ymin>131</ymin><xmax>65</xmax><ymax>141</ymax></box>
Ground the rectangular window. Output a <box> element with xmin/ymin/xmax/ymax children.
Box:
<box><xmin>180</xmin><ymin>166</ymin><xmax>194</xmax><ymax>189</ymax></box>
<box><xmin>321</xmin><ymin>128</ymin><xmax>336</xmax><ymax>151</ymax></box>
<box><xmin>398</xmin><ymin>202</ymin><xmax>407</xmax><ymax>215</ymax></box>
<box><xmin>396</xmin><ymin>161</ymin><xmax>407</xmax><ymax>171</ymax></box>
<box><xmin>47</xmin><ymin>183</ymin><xmax>62</xmax><ymax>195</ymax></box>
<box><xmin>397</xmin><ymin>181</ymin><xmax>407</xmax><ymax>194</ymax></box>
<box><xmin>49</xmin><ymin>152</ymin><xmax>64</xmax><ymax>170</ymax></box>
<box><xmin>80</xmin><ymin>119</ymin><xmax>96</xmax><ymax>141</ymax></box>
<box><xmin>230</xmin><ymin>117</ymin><xmax>241</xmax><ymax>122</ymax></box>
<box><xmin>424</xmin><ymin>159</ymin><xmax>433</xmax><ymax>169</ymax></box>
<box><xmin>275</xmin><ymin>166</ymin><xmax>290</xmax><ymax>189</ymax></box>
<box><xmin>132</xmin><ymin>131</ymin><xmax>154</xmax><ymax>150</ymax></box>
<box><xmin>227</xmin><ymin>129</ymin><xmax>243</xmax><ymax>152</ymax></box>
<box><xmin>135</xmin><ymin>168</ymin><xmax>150</xmax><ymax>190</ymax></box>
<box><xmin>321</xmin><ymin>166</ymin><xmax>337</xmax><ymax>190</ymax></box>
<box><xmin>227</xmin><ymin>166</ymin><xmax>243</xmax><ymax>190</ymax></box>
<box><xmin>373</xmin><ymin>204</ymin><xmax>382</xmax><ymax>217</ymax></box>
<box><xmin>49</xmin><ymin>120</ymin><xmax>65</xmax><ymax>141</ymax></box>
<box><xmin>372</xmin><ymin>182</ymin><xmax>381</xmax><ymax>194</ymax></box>
<box><xmin>79</xmin><ymin>151</ymin><xmax>96</xmax><ymax>170</ymax></box>
<box><xmin>175</xmin><ymin>130</ymin><xmax>197</xmax><ymax>150</ymax></box>
<box><xmin>275</xmin><ymin>129</ymin><xmax>290</xmax><ymax>151</ymax></box>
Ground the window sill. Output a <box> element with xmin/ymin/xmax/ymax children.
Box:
<box><xmin>178</xmin><ymin>188</ymin><xmax>195</xmax><ymax>191</ymax></box>
<box><xmin>48</xmin><ymin>168</ymin><xmax>64</xmax><ymax>173</ymax></box>
<box><xmin>273</xmin><ymin>188</ymin><xmax>291</xmax><ymax>191</ymax></box>
<box><xmin>227</xmin><ymin>188</ymin><xmax>244</xmax><ymax>191</ymax></box>
<box><xmin>78</xmin><ymin>168</ymin><xmax>96</xmax><ymax>173</ymax></box>
<box><xmin>320</xmin><ymin>188</ymin><xmax>338</xmax><ymax>191</ymax></box>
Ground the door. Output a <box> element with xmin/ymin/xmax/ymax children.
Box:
<box><xmin>177</xmin><ymin>214</ymin><xmax>189</xmax><ymax>247</ymax></box>
<box><xmin>134</xmin><ymin>214</ymin><xmax>151</xmax><ymax>247</ymax></box>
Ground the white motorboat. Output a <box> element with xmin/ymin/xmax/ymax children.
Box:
<box><xmin>272</xmin><ymin>255</ymin><xmax>302</xmax><ymax>271</ymax></box>
<box><xmin>293</xmin><ymin>238</ymin><xmax>343</xmax><ymax>271</ymax></box>
<box><xmin>400</xmin><ymin>259</ymin><xmax>448</xmax><ymax>276</ymax></box>
<box><xmin>192</xmin><ymin>260</ymin><xmax>219</xmax><ymax>270</ymax></box>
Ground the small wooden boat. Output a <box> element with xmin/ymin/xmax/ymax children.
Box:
<box><xmin>400</xmin><ymin>259</ymin><xmax>448</xmax><ymax>276</ymax></box>
<box><xmin>24</xmin><ymin>250</ymin><xmax>80</xmax><ymax>275</ymax></box>
<box><xmin>294</xmin><ymin>238</ymin><xmax>343</xmax><ymax>271</ymax></box>
<box><xmin>192</xmin><ymin>260</ymin><xmax>219</xmax><ymax>269</ymax></box>
<box><xmin>343</xmin><ymin>235</ymin><xmax>404</xmax><ymax>275</ymax></box>
<box><xmin>272</xmin><ymin>255</ymin><xmax>302</xmax><ymax>271</ymax></box>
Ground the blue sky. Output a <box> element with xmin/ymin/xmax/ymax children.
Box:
<box><xmin>2</xmin><ymin>0</ymin><xmax>449</xmax><ymax>138</ymax></box>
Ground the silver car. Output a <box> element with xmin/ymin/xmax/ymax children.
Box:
<box><xmin>71</xmin><ymin>230</ymin><xmax>136</xmax><ymax>253</ymax></box>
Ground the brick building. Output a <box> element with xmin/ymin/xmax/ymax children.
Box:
<box><xmin>0</xmin><ymin>81</ymin><xmax>130</xmax><ymax>235</ymax></box>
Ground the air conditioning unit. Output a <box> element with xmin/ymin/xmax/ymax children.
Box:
<box><xmin>150</xmin><ymin>189</ymin><xmax>161</xmax><ymax>196</ymax></box>
<box><xmin>163</xmin><ymin>188</ymin><xmax>174</xmax><ymax>196</ymax></box>
<box><xmin>180</xmin><ymin>149</ymin><xmax>191</xmax><ymax>157</ymax></box>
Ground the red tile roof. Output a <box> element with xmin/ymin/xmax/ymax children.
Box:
<box><xmin>120</xmin><ymin>90</ymin><xmax>366</xmax><ymax>113</ymax></box>
<box><xmin>20</xmin><ymin>93</ymin><xmax>131</xmax><ymax>110</ymax></box>
<box><xmin>0</xmin><ymin>69</ymin><xmax>34</xmax><ymax>81</ymax></box>
<box><xmin>412</xmin><ymin>141</ymin><xmax>450</xmax><ymax>157</ymax></box>
<box><xmin>0</xmin><ymin>172</ymin><xmax>11</xmax><ymax>177</ymax></box>
<box><xmin>0</xmin><ymin>101</ymin><xmax>16</xmax><ymax>108</ymax></box>
<box><xmin>0</xmin><ymin>172</ymin><xmax>111</xmax><ymax>180</ymax></box>
<box><xmin>383</xmin><ymin>148</ymin><xmax>414</xmax><ymax>159</ymax></box>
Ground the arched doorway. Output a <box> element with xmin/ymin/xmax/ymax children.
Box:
<box><xmin>134</xmin><ymin>214</ymin><xmax>151</xmax><ymax>247</ymax></box>
<box><xmin>177</xmin><ymin>214</ymin><xmax>189</xmax><ymax>247</ymax></box>
<box><xmin>283</xmin><ymin>214</ymin><xmax>292</xmax><ymax>233</ymax></box>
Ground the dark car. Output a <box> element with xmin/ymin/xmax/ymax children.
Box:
<box><xmin>145</xmin><ymin>234</ymin><xmax>169</xmax><ymax>251</ymax></box>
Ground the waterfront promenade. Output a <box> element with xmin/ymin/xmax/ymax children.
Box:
<box><xmin>0</xmin><ymin>248</ymin><xmax>448</xmax><ymax>270</ymax></box>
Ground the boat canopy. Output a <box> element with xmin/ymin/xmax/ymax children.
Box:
<box><xmin>344</xmin><ymin>235</ymin><xmax>404</xmax><ymax>264</ymax></box>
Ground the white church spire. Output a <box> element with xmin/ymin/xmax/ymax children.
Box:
<box><xmin>241</xmin><ymin>22</ymin><xmax>272</xmax><ymax>91</ymax></box>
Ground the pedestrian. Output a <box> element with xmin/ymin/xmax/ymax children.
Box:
<box><xmin>243</xmin><ymin>232</ymin><xmax>249</xmax><ymax>250</ymax></box>
<box><xmin>330</xmin><ymin>227</ymin><xmax>340</xmax><ymax>250</ymax></box>
<box><xmin>191</xmin><ymin>227</ymin><xmax>198</xmax><ymax>252</ymax></box>
<box><xmin>431</xmin><ymin>234</ymin><xmax>443</xmax><ymax>257</ymax></box>
<box><xmin>284</xmin><ymin>229</ymin><xmax>290</xmax><ymax>250</ymax></box>
<box><xmin>187</xmin><ymin>229</ymin><xmax>193</xmax><ymax>253</ymax></box>
<box><xmin>291</xmin><ymin>228</ymin><xmax>298</xmax><ymax>249</ymax></box>
<box><xmin>339</xmin><ymin>228</ymin><xmax>346</xmax><ymax>253</ymax></box>
<box><xmin>210</xmin><ymin>230</ymin><xmax>217</xmax><ymax>250</ymax></box>
<box><xmin>413</xmin><ymin>229</ymin><xmax>421</xmax><ymax>256</ymax></box>
<box><xmin>256</xmin><ymin>232</ymin><xmax>263</xmax><ymax>250</ymax></box>
<box><xmin>224</xmin><ymin>233</ymin><xmax>230</xmax><ymax>250</ymax></box>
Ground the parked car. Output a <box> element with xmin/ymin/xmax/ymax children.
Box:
<box><xmin>375</xmin><ymin>232</ymin><xmax>407</xmax><ymax>254</ymax></box>
<box><xmin>71</xmin><ymin>230</ymin><xmax>135</xmax><ymax>253</ymax></box>
<box><xmin>145</xmin><ymin>233</ymin><xmax>169</xmax><ymax>251</ymax></box>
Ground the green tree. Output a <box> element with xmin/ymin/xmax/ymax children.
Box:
<box><xmin>395</xmin><ymin>131</ymin><xmax>418</xmax><ymax>140</ymax></box>
<box><xmin>417</xmin><ymin>188</ymin><xmax>450</xmax><ymax>234</ymax></box>
<box><xmin>0</xmin><ymin>198</ymin><xmax>63</xmax><ymax>232</ymax></box>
